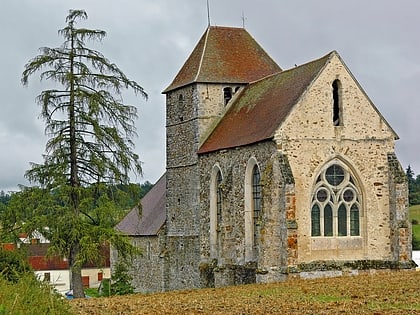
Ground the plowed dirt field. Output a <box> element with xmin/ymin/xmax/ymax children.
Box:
<box><xmin>70</xmin><ymin>271</ymin><xmax>420</xmax><ymax>314</ymax></box>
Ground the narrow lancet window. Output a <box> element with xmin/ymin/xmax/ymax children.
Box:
<box><xmin>252</xmin><ymin>165</ymin><xmax>261</xmax><ymax>253</ymax></box>
<box><xmin>216</xmin><ymin>170</ymin><xmax>223</xmax><ymax>225</ymax></box>
<box><xmin>332</xmin><ymin>79</ymin><xmax>341</xmax><ymax>126</ymax></box>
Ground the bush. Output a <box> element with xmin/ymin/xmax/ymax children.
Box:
<box><xmin>0</xmin><ymin>248</ymin><xmax>32</xmax><ymax>283</ymax></box>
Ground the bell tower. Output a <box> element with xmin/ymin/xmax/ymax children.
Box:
<box><xmin>162</xmin><ymin>26</ymin><xmax>281</xmax><ymax>290</ymax></box>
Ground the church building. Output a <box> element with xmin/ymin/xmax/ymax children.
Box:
<box><xmin>114</xmin><ymin>26</ymin><xmax>414</xmax><ymax>292</ymax></box>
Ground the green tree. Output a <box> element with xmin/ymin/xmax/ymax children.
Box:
<box><xmin>0</xmin><ymin>191</ymin><xmax>11</xmax><ymax>205</ymax></box>
<box><xmin>110</xmin><ymin>259</ymin><xmax>134</xmax><ymax>295</ymax></box>
<box><xmin>407</xmin><ymin>166</ymin><xmax>420</xmax><ymax>205</ymax></box>
<box><xmin>21</xmin><ymin>10</ymin><xmax>146</xmax><ymax>298</ymax></box>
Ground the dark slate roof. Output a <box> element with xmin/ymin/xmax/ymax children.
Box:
<box><xmin>198</xmin><ymin>52</ymin><xmax>334</xmax><ymax>154</ymax></box>
<box><xmin>163</xmin><ymin>26</ymin><xmax>282</xmax><ymax>93</ymax></box>
<box><xmin>116</xmin><ymin>174</ymin><xmax>166</xmax><ymax>236</ymax></box>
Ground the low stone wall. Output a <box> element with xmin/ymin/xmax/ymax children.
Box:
<box><xmin>200</xmin><ymin>259</ymin><xmax>417</xmax><ymax>289</ymax></box>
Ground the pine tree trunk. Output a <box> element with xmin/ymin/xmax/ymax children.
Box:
<box><xmin>70</xmin><ymin>243</ymin><xmax>85</xmax><ymax>298</ymax></box>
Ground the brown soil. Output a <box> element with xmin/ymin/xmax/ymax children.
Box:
<box><xmin>70</xmin><ymin>271</ymin><xmax>420</xmax><ymax>314</ymax></box>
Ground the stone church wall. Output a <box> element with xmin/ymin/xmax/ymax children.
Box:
<box><xmin>198</xmin><ymin>141</ymin><xmax>292</xmax><ymax>286</ymax></box>
<box><xmin>110</xmin><ymin>235</ymin><xmax>165</xmax><ymax>293</ymax></box>
<box><xmin>274</xmin><ymin>54</ymin><xmax>412</xmax><ymax>265</ymax></box>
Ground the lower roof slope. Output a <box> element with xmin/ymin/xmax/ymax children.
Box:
<box><xmin>198</xmin><ymin>52</ymin><xmax>333</xmax><ymax>154</ymax></box>
<box><xmin>116</xmin><ymin>173</ymin><xmax>166</xmax><ymax>236</ymax></box>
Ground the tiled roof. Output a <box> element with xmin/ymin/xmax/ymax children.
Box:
<box><xmin>163</xmin><ymin>26</ymin><xmax>282</xmax><ymax>93</ymax></box>
<box><xmin>198</xmin><ymin>52</ymin><xmax>334</xmax><ymax>154</ymax></box>
<box><xmin>23</xmin><ymin>243</ymin><xmax>110</xmax><ymax>270</ymax></box>
<box><xmin>116</xmin><ymin>173</ymin><xmax>166</xmax><ymax>236</ymax></box>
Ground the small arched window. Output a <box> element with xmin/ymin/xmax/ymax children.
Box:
<box><xmin>223</xmin><ymin>87</ymin><xmax>232</xmax><ymax>105</ymax></box>
<box><xmin>332</xmin><ymin>79</ymin><xmax>342</xmax><ymax>126</ymax></box>
<box><xmin>311</xmin><ymin>163</ymin><xmax>361</xmax><ymax>237</ymax></box>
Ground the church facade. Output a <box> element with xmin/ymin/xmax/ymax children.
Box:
<box><xmin>115</xmin><ymin>26</ymin><xmax>414</xmax><ymax>292</ymax></box>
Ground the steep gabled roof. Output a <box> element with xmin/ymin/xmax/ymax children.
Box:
<box><xmin>163</xmin><ymin>26</ymin><xmax>282</xmax><ymax>93</ymax></box>
<box><xmin>198</xmin><ymin>52</ymin><xmax>333</xmax><ymax>154</ymax></box>
<box><xmin>116</xmin><ymin>174</ymin><xmax>166</xmax><ymax>236</ymax></box>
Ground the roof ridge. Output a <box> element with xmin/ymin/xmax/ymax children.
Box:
<box><xmin>247</xmin><ymin>51</ymin><xmax>334</xmax><ymax>87</ymax></box>
<box><xmin>194</xmin><ymin>27</ymin><xmax>210</xmax><ymax>83</ymax></box>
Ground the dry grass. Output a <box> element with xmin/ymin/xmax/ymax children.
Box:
<box><xmin>70</xmin><ymin>271</ymin><xmax>420</xmax><ymax>314</ymax></box>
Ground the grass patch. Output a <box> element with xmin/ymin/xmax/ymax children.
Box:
<box><xmin>410</xmin><ymin>205</ymin><xmax>420</xmax><ymax>249</ymax></box>
<box><xmin>410</xmin><ymin>204</ymin><xmax>420</xmax><ymax>222</ymax></box>
<box><xmin>0</xmin><ymin>274</ymin><xmax>71</xmax><ymax>315</ymax></box>
<box><xmin>84</xmin><ymin>287</ymin><xmax>101</xmax><ymax>298</ymax></box>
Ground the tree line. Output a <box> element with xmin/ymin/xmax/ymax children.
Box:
<box><xmin>407</xmin><ymin>165</ymin><xmax>420</xmax><ymax>206</ymax></box>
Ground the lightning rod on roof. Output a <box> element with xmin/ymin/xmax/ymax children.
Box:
<box><xmin>207</xmin><ymin>0</ymin><xmax>211</xmax><ymax>26</ymax></box>
<box><xmin>241</xmin><ymin>10</ymin><xmax>246</xmax><ymax>28</ymax></box>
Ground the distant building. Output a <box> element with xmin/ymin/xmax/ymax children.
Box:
<box><xmin>3</xmin><ymin>235</ymin><xmax>110</xmax><ymax>294</ymax></box>
<box><xmin>115</xmin><ymin>26</ymin><xmax>415</xmax><ymax>293</ymax></box>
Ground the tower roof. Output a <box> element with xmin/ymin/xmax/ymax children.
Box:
<box><xmin>163</xmin><ymin>26</ymin><xmax>282</xmax><ymax>93</ymax></box>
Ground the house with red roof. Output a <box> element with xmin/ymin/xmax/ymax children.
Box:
<box><xmin>2</xmin><ymin>239</ymin><xmax>110</xmax><ymax>294</ymax></box>
<box><xmin>115</xmin><ymin>26</ymin><xmax>415</xmax><ymax>293</ymax></box>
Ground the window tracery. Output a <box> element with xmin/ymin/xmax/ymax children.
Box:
<box><xmin>311</xmin><ymin>163</ymin><xmax>361</xmax><ymax>237</ymax></box>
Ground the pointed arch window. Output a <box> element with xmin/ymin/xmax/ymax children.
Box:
<box><xmin>216</xmin><ymin>170</ymin><xmax>223</xmax><ymax>226</ymax></box>
<box><xmin>210</xmin><ymin>165</ymin><xmax>223</xmax><ymax>258</ymax></box>
<box><xmin>311</xmin><ymin>163</ymin><xmax>361</xmax><ymax>237</ymax></box>
<box><xmin>252</xmin><ymin>165</ymin><xmax>261</xmax><ymax>252</ymax></box>
<box><xmin>244</xmin><ymin>158</ymin><xmax>262</xmax><ymax>262</ymax></box>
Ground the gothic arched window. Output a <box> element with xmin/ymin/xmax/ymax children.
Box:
<box><xmin>244</xmin><ymin>158</ymin><xmax>262</xmax><ymax>262</ymax></box>
<box><xmin>216</xmin><ymin>170</ymin><xmax>223</xmax><ymax>226</ymax></box>
<box><xmin>252</xmin><ymin>165</ymin><xmax>261</xmax><ymax>250</ymax></box>
<box><xmin>311</xmin><ymin>163</ymin><xmax>361</xmax><ymax>237</ymax></box>
<box><xmin>210</xmin><ymin>165</ymin><xmax>223</xmax><ymax>258</ymax></box>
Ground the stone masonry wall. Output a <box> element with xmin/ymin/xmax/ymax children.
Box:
<box><xmin>110</xmin><ymin>234</ymin><xmax>166</xmax><ymax>293</ymax></box>
<box><xmin>165</xmin><ymin>83</ymin><xmax>247</xmax><ymax>291</ymax></box>
<box><xmin>198</xmin><ymin>141</ymin><xmax>292</xmax><ymax>286</ymax></box>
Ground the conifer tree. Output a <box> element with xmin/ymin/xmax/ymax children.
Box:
<box><xmin>21</xmin><ymin>9</ymin><xmax>146</xmax><ymax>298</ymax></box>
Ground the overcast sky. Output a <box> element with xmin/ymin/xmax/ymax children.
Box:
<box><xmin>1</xmin><ymin>0</ymin><xmax>419</xmax><ymax>192</ymax></box>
